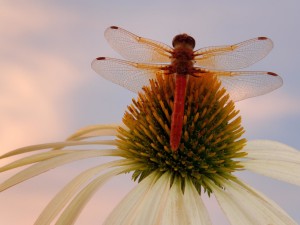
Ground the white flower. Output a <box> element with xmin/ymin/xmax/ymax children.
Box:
<box><xmin>1</xmin><ymin>75</ymin><xmax>299</xmax><ymax>225</ymax></box>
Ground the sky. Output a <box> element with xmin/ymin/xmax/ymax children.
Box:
<box><xmin>0</xmin><ymin>0</ymin><xmax>299</xmax><ymax>224</ymax></box>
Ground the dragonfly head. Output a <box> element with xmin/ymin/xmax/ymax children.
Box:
<box><xmin>172</xmin><ymin>34</ymin><xmax>195</xmax><ymax>49</ymax></box>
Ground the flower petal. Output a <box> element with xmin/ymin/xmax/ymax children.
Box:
<box><xmin>242</xmin><ymin>140</ymin><xmax>300</xmax><ymax>185</ymax></box>
<box><xmin>0</xmin><ymin>150</ymin><xmax>73</xmax><ymax>172</ymax></box>
<box><xmin>210</xmin><ymin>182</ymin><xmax>253</xmax><ymax>225</ymax></box>
<box><xmin>244</xmin><ymin>140</ymin><xmax>300</xmax><ymax>163</ymax></box>
<box><xmin>211</xmin><ymin>179</ymin><xmax>297</xmax><ymax>225</ymax></box>
<box><xmin>242</xmin><ymin>160</ymin><xmax>300</xmax><ymax>186</ymax></box>
<box><xmin>66</xmin><ymin>124</ymin><xmax>121</xmax><ymax>141</ymax></box>
<box><xmin>0</xmin><ymin>142</ymin><xmax>74</xmax><ymax>159</ymax></box>
<box><xmin>183</xmin><ymin>179</ymin><xmax>212</xmax><ymax>225</ymax></box>
<box><xmin>131</xmin><ymin>173</ymin><xmax>172</xmax><ymax>225</ymax></box>
<box><xmin>103</xmin><ymin>172</ymin><xmax>161</xmax><ymax>225</ymax></box>
<box><xmin>159</xmin><ymin>178</ymin><xmax>212</xmax><ymax>225</ymax></box>
<box><xmin>34</xmin><ymin>160</ymin><xmax>131</xmax><ymax>225</ymax></box>
<box><xmin>55</xmin><ymin>166</ymin><xmax>128</xmax><ymax>225</ymax></box>
<box><xmin>0</xmin><ymin>124</ymin><xmax>120</xmax><ymax>159</ymax></box>
<box><xmin>0</xmin><ymin>140</ymin><xmax>116</xmax><ymax>159</ymax></box>
<box><xmin>159</xmin><ymin>177</ymin><xmax>188</xmax><ymax>225</ymax></box>
<box><xmin>0</xmin><ymin>149</ymin><xmax>117</xmax><ymax>191</ymax></box>
<box><xmin>104</xmin><ymin>173</ymin><xmax>211</xmax><ymax>225</ymax></box>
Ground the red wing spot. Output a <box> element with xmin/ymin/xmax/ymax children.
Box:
<box><xmin>267</xmin><ymin>72</ymin><xmax>278</xmax><ymax>76</ymax></box>
<box><xmin>258</xmin><ymin>37</ymin><xmax>268</xmax><ymax>40</ymax></box>
<box><xmin>96</xmin><ymin>57</ymin><xmax>106</xmax><ymax>60</ymax></box>
<box><xmin>110</xmin><ymin>26</ymin><xmax>119</xmax><ymax>29</ymax></box>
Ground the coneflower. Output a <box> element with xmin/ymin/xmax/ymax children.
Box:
<box><xmin>1</xmin><ymin>73</ymin><xmax>299</xmax><ymax>225</ymax></box>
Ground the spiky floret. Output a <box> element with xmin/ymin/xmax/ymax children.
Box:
<box><xmin>116</xmin><ymin>75</ymin><xmax>247</xmax><ymax>194</ymax></box>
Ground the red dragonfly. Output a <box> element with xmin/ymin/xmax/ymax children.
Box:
<box><xmin>92</xmin><ymin>26</ymin><xmax>283</xmax><ymax>151</ymax></box>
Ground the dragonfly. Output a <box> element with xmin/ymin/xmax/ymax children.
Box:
<box><xmin>92</xmin><ymin>26</ymin><xmax>283</xmax><ymax>151</ymax></box>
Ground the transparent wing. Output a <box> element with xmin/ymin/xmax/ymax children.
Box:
<box><xmin>104</xmin><ymin>26</ymin><xmax>173</xmax><ymax>63</ymax></box>
<box><xmin>196</xmin><ymin>70</ymin><xmax>282</xmax><ymax>101</ymax></box>
<box><xmin>91</xmin><ymin>57</ymin><xmax>167</xmax><ymax>93</ymax></box>
<box><xmin>194</xmin><ymin>37</ymin><xmax>273</xmax><ymax>70</ymax></box>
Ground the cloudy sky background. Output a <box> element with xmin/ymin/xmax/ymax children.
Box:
<box><xmin>0</xmin><ymin>0</ymin><xmax>299</xmax><ymax>224</ymax></box>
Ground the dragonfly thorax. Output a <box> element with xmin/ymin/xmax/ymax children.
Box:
<box><xmin>171</xmin><ymin>45</ymin><xmax>195</xmax><ymax>75</ymax></box>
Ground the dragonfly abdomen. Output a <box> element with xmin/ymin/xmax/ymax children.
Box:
<box><xmin>170</xmin><ymin>75</ymin><xmax>187</xmax><ymax>151</ymax></box>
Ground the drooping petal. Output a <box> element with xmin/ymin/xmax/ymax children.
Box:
<box><xmin>0</xmin><ymin>142</ymin><xmax>76</xmax><ymax>159</ymax></box>
<box><xmin>242</xmin><ymin>160</ymin><xmax>300</xmax><ymax>186</ymax></box>
<box><xmin>34</xmin><ymin>160</ymin><xmax>132</xmax><ymax>225</ymax></box>
<box><xmin>0</xmin><ymin>149</ymin><xmax>119</xmax><ymax>191</ymax></box>
<box><xmin>55</xmin><ymin>166</ymin><xmax>128</xmax><ymax>225</ymax></box>
<box><xmin>159</xmin><ymin>178</ymin><xmax>212</xmax><ymax>225</ymax></box>
<box><xmin>183</xmin><ymin>179</ymin><xmax>212</xmax><ymax>225</ymax></box>
<box><xmin>159</xmin><ymin>177</ymin><xmax>188</xmax><ymax>225</ymax></box>
<box><xmin>0</xmin><ymin>140</ymin><xmax>117</xmax><ymax>159</ymax></box>
<box><xmin>210</xmin><ymin>182</ymin><xmax>253</xmax><ymax>225</ymax></box>
<box><xmin>104</xmin><ymin>172</ymin><xmax>174</xmax><ymax>225</ymax></box>
<box><xmin>66</xmin><ymin>124</ymin><xmax>121</xmax><ymax>141</ymax></box>
<box><xmin>0</xmin><ymin>150</ymin><xmax>73</xmax><ymax>172</ymax></box>
<box><xmin>244</xmin><ymin>140</ymin><xmax>300</xmax><ymax>162</ymax></box>
<box><xmin>104</xmin><ymin>172</ymin><xmax>212</xmax><ymax>225</ymax></box>
<box><xmin>211</xmin><ymin>179</ymin><xmax>297</xmax><ymax>225</ymax></box>
<box><xmin>245</xmin><ymin>140</ymin><xmax>298</xmax><ymax>152</ymax></box>
<box><xmin>0</xmin><ymin>124</ymin><xmax>120</xmax><ymax>159</ymax></box>
<box><xmin>130</xmin><ymin>172</ymin><xmax>172</xmax><ymax>225</ymax></box>
<box><xmin>242</xmin><ymin>140</ymin><xmax>300</xmax><ymax>185</ymax></box>
<box><xmin>103</xmin><ymin>172</ymin><xmax>161</xmax><ymax>225</ymax></box>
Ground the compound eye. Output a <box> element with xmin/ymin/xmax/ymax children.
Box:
<box><xmin>172</xmin><ymin>35</ymin><xmax>181</xmax><ymax>47</ymax></box>
<box><xmin>186</xmin><ymin>36</ymin><xmax>195</xmax><ymax>49</ymax></box>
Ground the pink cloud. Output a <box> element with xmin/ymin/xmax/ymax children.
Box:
<box><xmin>236</xmin><ymin>91</ymin><xmax>300</xmax><ymax>123</ymax></box>
<box><xmin>0</xmin><ymin>2</ymin><xmax>86</xmax><ymax>152</ymax></box>
<box><xmin>0</xmin><ymin>1</ymin><xmax>78</xmax><ymax>41</ymax></box>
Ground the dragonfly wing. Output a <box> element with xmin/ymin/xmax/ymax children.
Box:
<box><xmin>91</xmin><ymin>57</ymin><xmax>167</xmax><ymax>93</ymax></box>
<box><xmin>194</xmin><ymin>37</ymin><xmax>273</xmax><ymax>70</ymax></box>
<box><xmin>105</xmin><ymin>26</ymin><xmax>173</xmax><ymax>63</ymax></box>
<box><xmin>196</xmin><ymin>70</ymin><xmax>283</xmax><ymax>102</ymax></box>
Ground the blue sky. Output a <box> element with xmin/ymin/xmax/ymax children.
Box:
<box><xmin>0</xmin><ymin>1</ymin><xmax>299</xmax><ymax>224</ymax></box>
